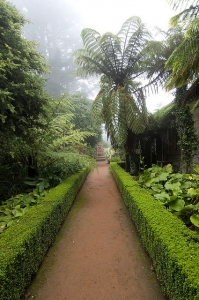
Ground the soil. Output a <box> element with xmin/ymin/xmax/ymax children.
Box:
<box><xmin>29</xmin><ymin>161</ymin><xmax>168</xmax><ymax>300</ymax></box>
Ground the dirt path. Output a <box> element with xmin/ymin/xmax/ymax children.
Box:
<box><xmin>29</xmin><ymin>161</ymin><xmax>167</xmax><ymax>300</ymax></box>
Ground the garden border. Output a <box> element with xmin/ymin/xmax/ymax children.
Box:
<box><xmin>0</xmin><ymin>167</ymin><xmax>89</xmax><ymax>300</ymax></box>
<box><xmin>110</xmin><ymin>162</ymin><xmax>199</xmax><ymax>300</ymax></box>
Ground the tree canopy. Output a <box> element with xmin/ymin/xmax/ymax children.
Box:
<box><xmin>0</xmin><ymin>0</ymin><xmax>49</xmax><ymax>138</ymax></box>
<box><xmin>165</xmin><ymin>0</ymin><xmax>199</xmax><ymax>104</ymax></box>
<box><xmin>69</xmin><ymin>93</ymin><xmax>102</xmax><ymax>147</ymax></box>
<box><xmin>73</xmin><ymin>17</ymin><xmax>153</xmax><ymax>149</ymax></box>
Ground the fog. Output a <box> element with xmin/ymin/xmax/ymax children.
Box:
<box><xmin>10</xmin><ymin>0</ymin><xmax>98</xmax><ymax>97</ymax></box>
<box><xmin>10</xmin><ymin>0</ymin><xmax>175</xmax><ymax>111</ymax></box>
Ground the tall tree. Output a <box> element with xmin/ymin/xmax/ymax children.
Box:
<box><xmin>11</xmin><ymin>0</ymin><xmax>84</xmax><ymax>95</ymax></box>
<box><xmin>0</xmin><ymin>0</ymin><xmax>49</xmax><ymax>139</ymax></box>
<box><xmin>73</xmin><ymin>17</ymin><xmax>155</xmax><ymax>173</ymax></box>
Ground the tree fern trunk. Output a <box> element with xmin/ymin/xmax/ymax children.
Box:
<box><xmin>125</xmin><ymin>130</ymin><xmax>139</xmax><ymax>175</ymax></box>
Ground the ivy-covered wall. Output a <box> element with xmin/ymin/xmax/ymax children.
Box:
<box><xmin>190</xmin><ymin>102</ymin><xmax>199</xmax><ymax>165</ymax></box>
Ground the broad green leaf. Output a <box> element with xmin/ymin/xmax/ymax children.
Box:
<box><xmin>145</xmin><ymin>179</ymin><xmax>155</xmax><ymax>187</ymax></box>
<box><xmin>193</xmin><ymin>164</ymin><xmax>199</xmax><ymax>174</ymax></box>
<box><xmin>165</xmin><ymin>181</ymin><xmax>182</xmax><ymax>195</ymax></box>
<box><xmin>170</xmin><ymin>173</ymin><xmax>183</xmax><ymax>180</ymax></box>
<box><xmin>169</xmin><ymin>199</ymin><xmax>185</xmax><ymax>211</ymax></box>
<box><xmin>155</xmin><ymin>172</ymin><xmax>169</xmax><ymax>182</ymax></box>
<box><xmin>151</xmin><ymin>184</ymin><xmax>163</xmax><ymax>193</ymax></box>
<box><xmin>163</xmin><ymin>164</ymin><xmax>173</xmax><ymax>174</ymax></box>
<box><xmin>24</xmin><ymin>180</ymin><xmax>37</xmax><ymax>186</ymax></box>
<box><xmin>187</xmin><ymin>188</ymin><xmax>199</xmax><ymax>196</ymax></box>
<box><xmin>177</xmin><ymin>204</ymin><xmax>195</xmax><ymax>214</ymax></box>
<box><xmin>14</xmin><ymin>205</ymin><xmax>21</xmax><ymax>209</ymax></box>
<box><xmin>2</xmin><ymin>210</ymin><xmax>12</xmax><ymax>216</ymax></box>
<box><xmin>154</xmin><ymin>192</ymin><xmax>170</xmax><ymax>203</ymax></box>
<box><xmin>181</xmin><ymin>181</ymin><xmax>193</xmax><ymax>189</ymax></box>
<box><xmin>7</xmin><ymin>220</ymin><xmax>14</xmax><ymax>228</ymax></box>
<box><xmin>14</xmin><ymin>210</ymin><xmax>24</xmax><ymax>217</ymax></box>
<box><xmin>170</xmin><ymin>195</ymin><xmax>178</xmax><ymax>201</ymax></box>
<box><xmin>190</xmin><ymin>213</ymin><xmax>199</xmax><ymax>227</ymax></box>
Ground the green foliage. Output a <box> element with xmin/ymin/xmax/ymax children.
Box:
<box><xmin>73</xmin><ymin>16</ymin><xmax>152</xmax><ymax>148</ymax></box>
<box><xmin>109</xmin><ymin>156</ymin><xmax>121</xmax><ymax>163</ymax></box>
<box><xmin>69</xmin><ymin>93</ymin><xmax>102</xmax><ymax>147</ymax></box>
<box><xmin>0</xmin><ymin>167</ymin><xmax>89</xmax><ymax>299</ymax></box>
<box><xmin>0</xmin><ymin>0</ymin><xmax>49</xmax><ymax>138</ymax></box>
<box><xmin>138</xmin><ymin>163</ymin><xmax>199</xmax><ymax>228</ymax></box>
<box><xmin>165</xmin><ymin>1</ymin><xmax>199</xmax><ymax>102</ymax></box>
<box><xmin>174</xmin><ymin>88</ymin><xmax>198</xmax><ymax>171</ymax></box>
<box><xmin>110</xmin><ymin>162</ymin><xmax>199</xmax><ymax>300</ymax></box>
<box><xmin>0</xmin><ymin>157</ymin><xmax>87</xmax><ymax>233</ymax></box>
<box><xmin>0</xmin><ymin>93</ymin><xmax>96</xmax><ymax>200</ymax></box>
<box><xmin>0</xmin><ymin>190</ymin><xmax>47</xmax><ymax>233</ymax></box>
<box><xmin>167</xmin><ymin>0</ymin><xmax>199</xmax><ymax>11</ymax></box>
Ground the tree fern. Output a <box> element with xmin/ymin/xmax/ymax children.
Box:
<box><xmin>165</xmin><ymin>25</ymin><xmax>199</xmax><ymax>90</ymax></box>
<box><xmin>73</xmin><ymin>17</ymin><xmax>153</xmax><ymax>150</ymax></box>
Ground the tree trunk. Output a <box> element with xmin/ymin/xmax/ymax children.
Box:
<box><xmin>124</xmin><ymin>130</ymin><xmax>139</xmax><ymax>175</ymax></box>
<box><xmin>28</xmin><ymin>155</ymin><xmax>38</xmax><ymax>177</ymax></box>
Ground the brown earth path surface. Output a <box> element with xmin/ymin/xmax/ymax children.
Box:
<box><xmin>29</xmin><ymin>161</ymin><xmax>168</xmax><ymax>300</ymax></box>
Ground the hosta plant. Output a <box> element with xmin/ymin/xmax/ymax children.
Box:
<box><xmin>138</xmin><ymin>163</ymin><xmax>199</xmax><ymax>229</ymax></box>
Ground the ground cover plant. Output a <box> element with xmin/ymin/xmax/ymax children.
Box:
<box><xmin>0</xmin><ymin>157</ymin><xmax>94</xmax><ymax>234</ymax></box>
<box><xmin>137</xmin><ymin>163</ymin><xmax>199</xmax><ymax>229</ymax></box>
<box><xmin>0</xmin><ymin>167</ymin><xmax>89</xmax><ymax>300</ymax></box>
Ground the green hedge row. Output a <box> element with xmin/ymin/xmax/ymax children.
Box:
<box><xmin>0</xmin><ymin>167</ymin><xmax>89</xmax><ymax>300</ymax></box>
<box><xmin>110</xmin><ymin>162</ymin><xmax>199</xmax><ymax>300</ymax></box>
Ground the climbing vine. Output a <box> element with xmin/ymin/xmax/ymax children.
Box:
<box><xmin>175</xmin><ymin>87</ymin><xmax>198</xmax><ymax>172</ymax></box>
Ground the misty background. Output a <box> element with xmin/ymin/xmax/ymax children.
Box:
<box><xmin>10</xmin><ymin>0</ymin><xmax>100</xmax><ymax>99</ymax></box>
<box><xmin>10</xmin><ymin>0</ymin><xmax>174</xmax><ymax>115</ymax></box>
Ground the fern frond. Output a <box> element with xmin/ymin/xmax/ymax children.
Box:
<box><xmin>99</xmin><ymin>32</ymin><xmax>121</xmax><ymax>76</ymax></box>
<box><xmin>81</xmin><ymin>28</ymin><xmax>101</xmax><ymax>50</ymax></box>
<box><xmin>51</xmin><ymin>130</ymin><xmax>95</xmax><ymax>150</ymax></box>
<box><xmin>117</xmin><ymin>17</ymin><xmax>150</xmax><ymax>76</ymax></box>
<box><xmin>167</xmin><ymin>0</ymin><xmax>199</xmax><ymax>11</ymax></box>
<box><xmin>169</xmin><ymin>5</ymin><xmax>199</xmax><ymax>28</ymax></box>
<box><xmin>186</xmin><ymin>17</ymin><xmax>199</xmax><ymax>37</ymax></box>
<box><xmin>165</xmin><ymin>36</ymin><xmax>199</xmax><ymax>89</ymax></box>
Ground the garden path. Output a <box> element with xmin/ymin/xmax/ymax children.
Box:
<box><xmin>29</xmin><ymin>161</ymin><xmax>168</xmax><ymax>300</ymax></box>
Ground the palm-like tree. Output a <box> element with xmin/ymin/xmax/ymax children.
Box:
<box><xmin>165</xmin><ymin>0</ymin><xmax>199</xmax><ymax>104</ymax></box>
<box><xmin>73</xmin><ymin>17</ymin><xmax>154</xmax><ymax>172</ymax></box>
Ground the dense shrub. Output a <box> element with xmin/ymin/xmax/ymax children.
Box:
<box><xmin>110</xmin><ymin>162</ymin><xmax>199</xmax><ymax>300</ymax></box>
<box><xmin>0</xmin><ymin>167</ymin><xmax>89</xmax><ymax>300</ymax></box>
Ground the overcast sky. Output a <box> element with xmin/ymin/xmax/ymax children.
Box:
<box><xmin>67</xmin><ymin>0</ymin><xmax>175</xmax><ymax>33</ymax></box>
<box><xmin>67</xmin><ymin>0</ymin><xmax>177</xmax><ymax>112</ymax></box>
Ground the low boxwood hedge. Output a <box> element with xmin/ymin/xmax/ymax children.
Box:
<box><xmin>110</xmin><ymin>162</ymin><xmax>199</xmax><ymax>300</ymax></box>
<box><xmin>0</xmin><ymin>167</ymin><xmax>89</xmax><ymax>300</ymax></box>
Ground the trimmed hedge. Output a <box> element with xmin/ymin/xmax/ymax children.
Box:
<box><xmin>110</xmin><ymin>162</ymin><xmax>199</xmax><ymax>300</ymax></box>
<box><xmin>0</xmin><ymin>167</ymin><xmax>89</xmax><ymax>300</ymax></box>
